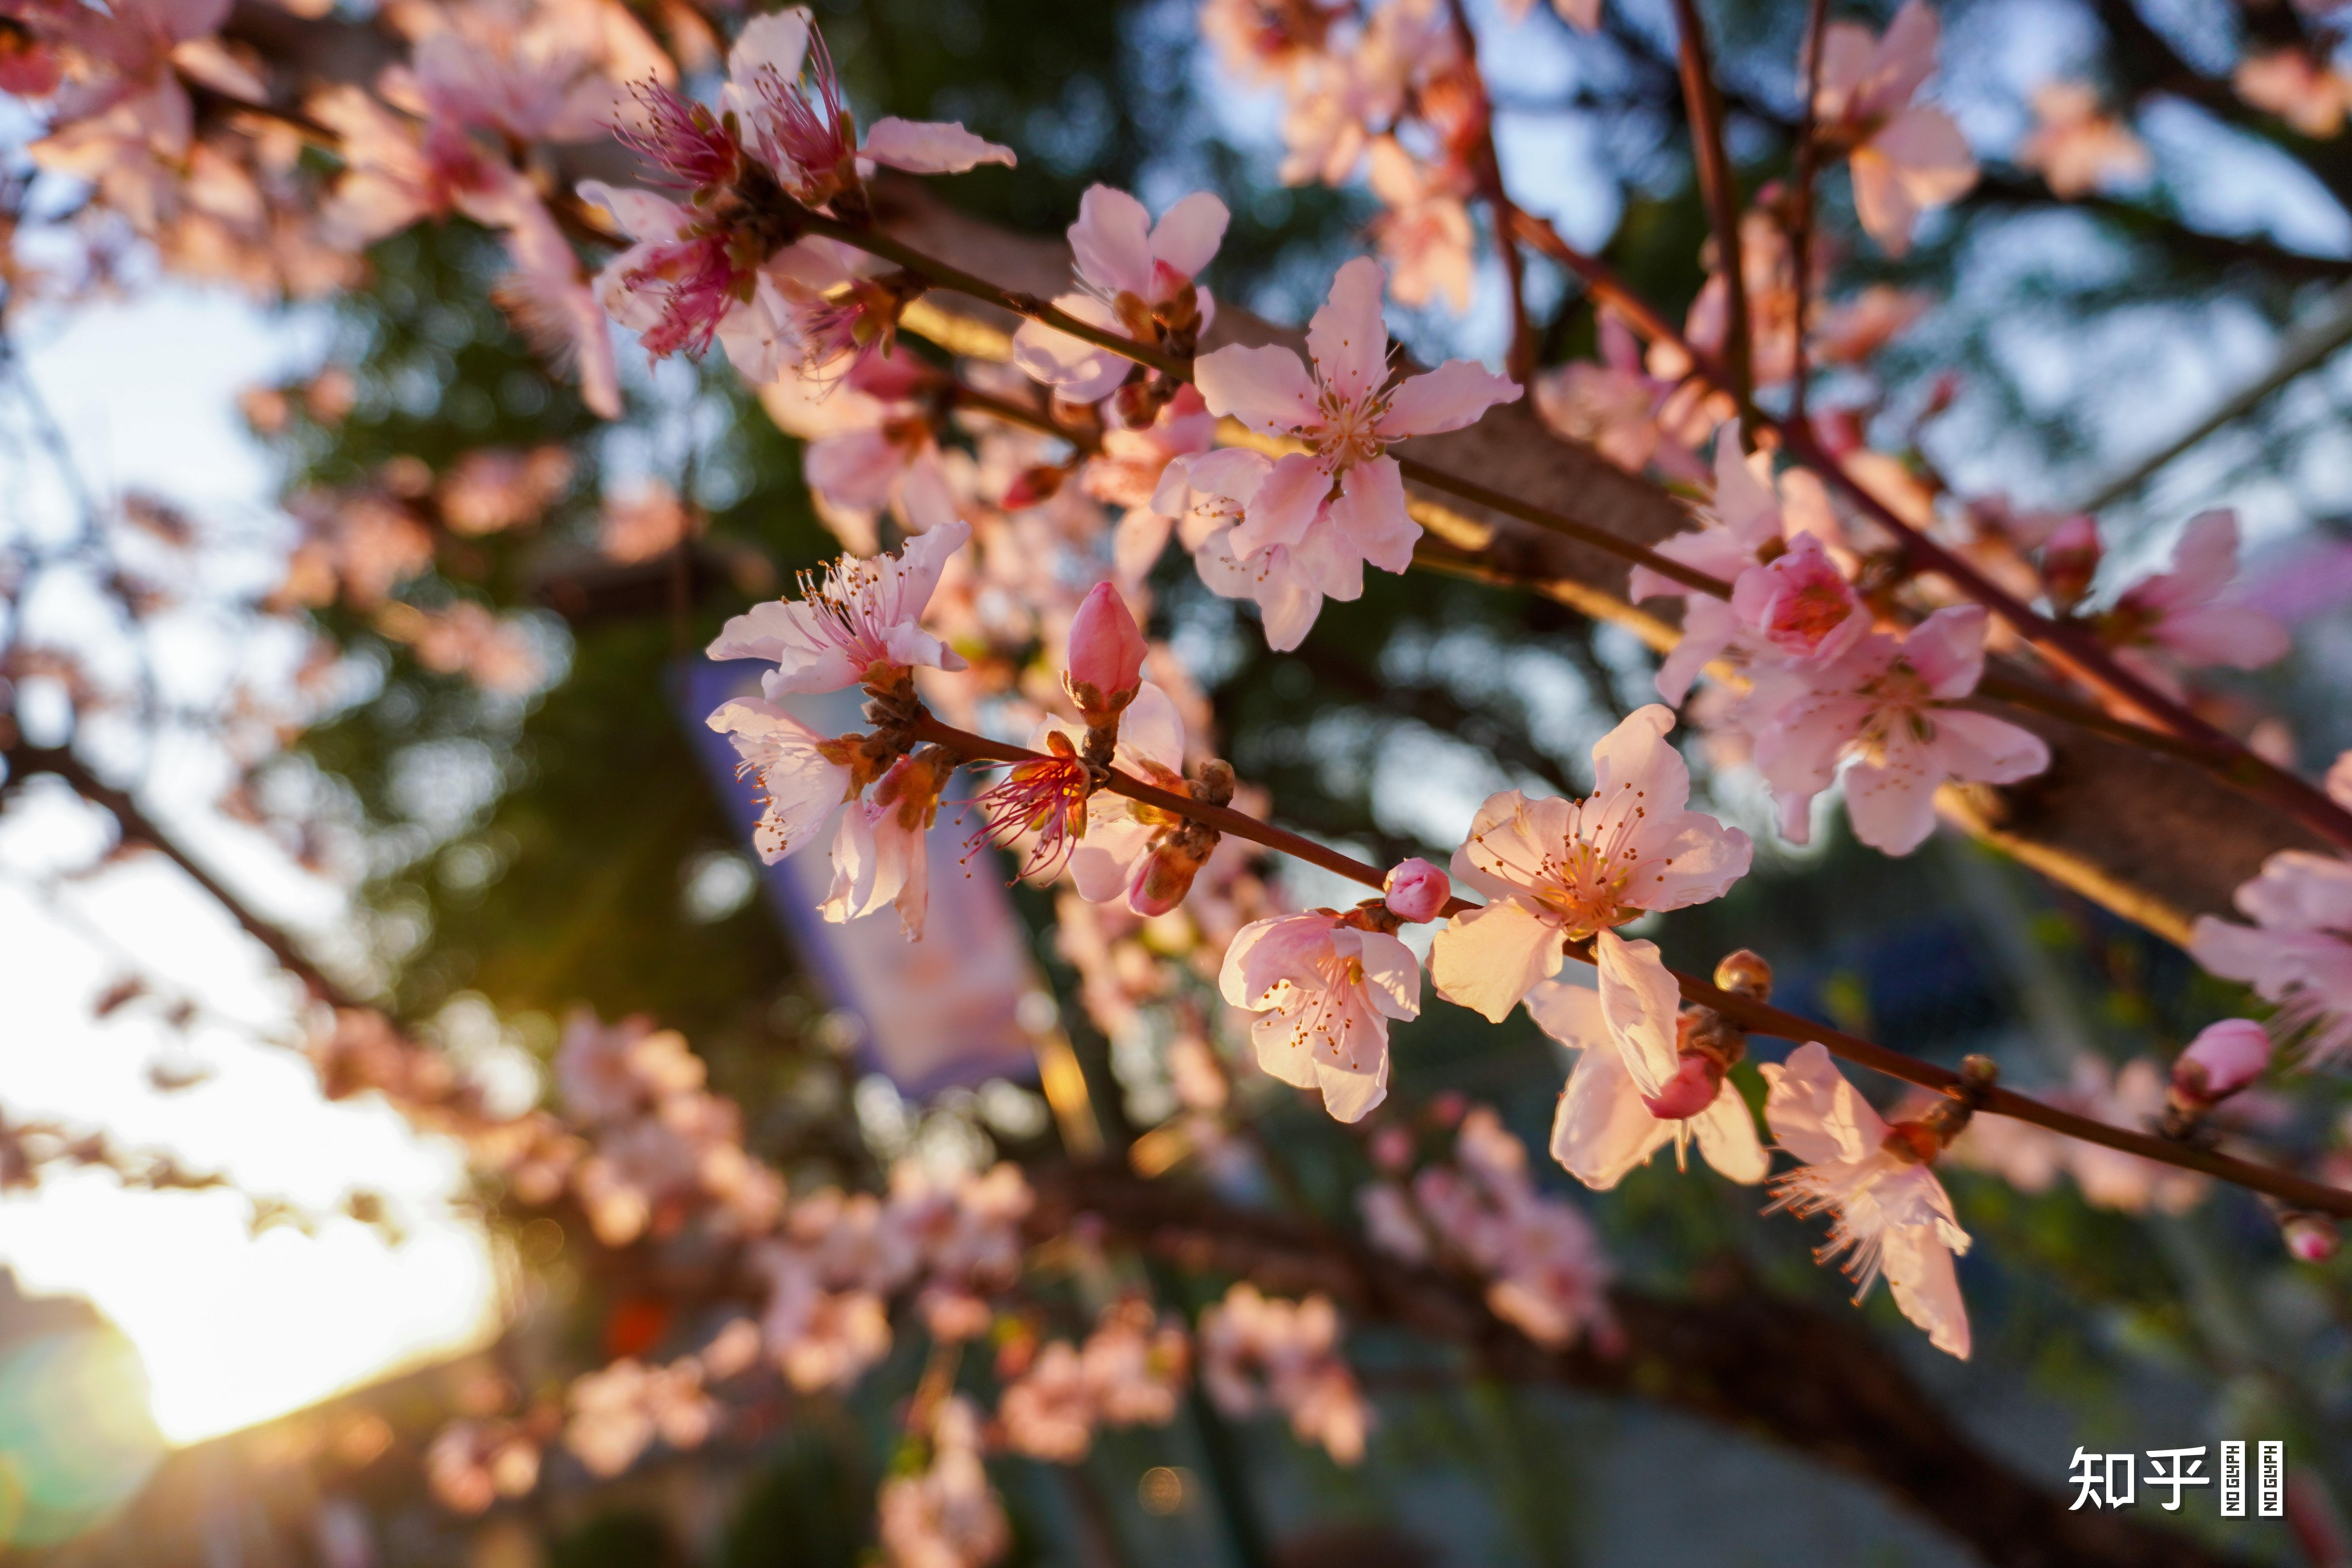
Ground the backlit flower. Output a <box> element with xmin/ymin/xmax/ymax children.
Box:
<box><xmin>1221</xmin><ymin>909</ymin><xmax>1422</xmax><ymax>1122</ymax></box>
<box><xmin>1430</xmin><ymin>704</ymin><xmax>1751</xmax><ymax>1022</ymax></box>
<box><xmin>1762</xmin><ymin>1041</ymin><xmax>1972</xmax><ymax>1358</ymax></box>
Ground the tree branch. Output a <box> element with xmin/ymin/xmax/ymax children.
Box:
<box><xmin>913</xmin><ymin>711</ymin><xmax>2352</xmax><ymax>1220</ymax></box>
<box><xmin>1669</xmin><ymin>0</ymin><xmax>1753</xmax><ymax>425</ymax></box>
<box><xmin>2</xmin><ymin>744</ymin><xmax>365</xmax><ymax>1009</ymax></box>
<box><xmin>1038</xmin><ymin>1165</ymin><xmax>2254</xmax><ymax>1568</ymax></box>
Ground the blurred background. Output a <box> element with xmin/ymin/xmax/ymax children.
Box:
<box><xmin>7</xmin><ymin>0</ymin><xmax>2352</xmax><ymax>1563</ymax></box>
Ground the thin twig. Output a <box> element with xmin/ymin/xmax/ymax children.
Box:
<box><xmin>912</xmin><ymin>711</ymin><xmax>2352</xmax><ymax>1219</ymax></box>
<box><xmin>1788</xmin><ymin>0</ymin><xmax>1831</xmax><ymax>426</ymax></box>
<box><xmin>1439</xmin><ymin>0</ymin><xmax>1536</xmax><ymax>383</ymax></box>
<box><xmin>1669</xmin><ymin>0</ymin><xmax>1753</xmax><ymax>426</ymax></box>
<box><xmin>1503</xmin><ymin>207</ymin><xmax>2352</xmax><ymax>855</ymax></box>
<box><xmin>4</xmin><ymin>745</ymin><xmax>364</xmax><ymax>1008</ymax></box>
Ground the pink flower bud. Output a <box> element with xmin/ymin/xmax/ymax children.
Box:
<box><xmin>1369</xmin><ymin>1125</ymin><xmax>1414</xmax><ymax>1172</ymax></box>
<box><xmin>2285</xmin><ymin>1214</ymin><xmax>2339</xmax><ymax>1263</ymax></box>
<box><xmin>2173</xmin><ymin>1019</ymin><xmax>2271</xmax><ymax>1107</ymax></box>
<box><xmin>1382</xmin><ymin>858</ymin><xmax>1450</xmax><ymax>923</ymax></box>
<box><xmin>1730</xmin><ymin>535</ymin><xmax>1867</xmax><ymax>659</ymax></box>
<box><xmin>1639</xmin><ymin>1056</ymin><xmax>1719</xmax><ymax>1122</ymax></box>
<box><xmin>1126</xmin><ymin>842</ymin><xmax>1201</xmax><ymax>917</ymax></box>
<box><xmin>1065</xmin><ymin>582</ymin><xmax>1147</xmax><ymax>721</ymax></box>
<box><xmin>2042</xmin><ymin>514</ymin><xmax>2102</xmax><ymax>615</ymax></box>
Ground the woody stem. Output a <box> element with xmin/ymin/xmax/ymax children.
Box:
<box><xmin>915</xmin><ymin>710</ymin><xmax>2352</xmax><ymax>1219</ymax></box>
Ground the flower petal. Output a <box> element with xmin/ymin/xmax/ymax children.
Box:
<box><xmin>1194</xmin><ymin>341</ymin><xmax>1320</xmax><ymax>439</ymax></box>
<box><xmin>1548</xmin><ymin>1044</ymin><xmax>1670</xmax><ymax>1190</ymax></box>
<box><xmin>1690</xmin><ymin>1081</ymin><xmax>1770</xmax><ymax>1184</ymax></box>
<box><xmin>1149</xmin><ymin>191</ymin><xmax>1230</xmax><ymax>282</ymax></box>
<box><xmin>859</xmin><ymin>117</ymin><xmax>1016</xmax><ymax>174</ymax></box>
<box><xmin>1375</xmin><ymin>357</ymin><xmax>1521</xmax><ymax>439</ymax></box>
<box><xmin>1431</xmin><ymin>898</ymin><xmax>1564</xmax><ymax>1022</ymax></box>
<box><xmin>1760</xmin><ymin>1041</ymin><xmax>1884</xmax><ymax>1166</ymax></box>
<box><xmin>1306</xmin><ymin>256</ymin><xmax>1390</xmax><ymax>410</ymax></box>
<box><xmin>1593</xmin><ymin>927</ymin><xmax>1682</xmax><ymax>1096</ymax></box>
<box><xmin>1069</xmin><ymin>184</ymin><xmax>1153</xmax><ymax>300</ymax></box>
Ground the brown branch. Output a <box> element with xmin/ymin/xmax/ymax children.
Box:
<box><xmin>1438</xmin><ymin>0</ymin><xmax>1535</xmax><ymax>383</ymax></box>
<box><xmin>1040</xmin><ymin>1165</ymin><xmax>2253</xmax><ymax>1568</ymax></box>
<box><xmin>911</xmin><ymin>712</ymin><xmax>2352</xmax><ymax>1220</ymax></box>
<box><xmin>1503</xmin><ymin>208</ymin><xmax>2352</xmax><ymax>858</ymax></box>
<box><xmin>1669</xmin><ymin>0</ymin><xmax>1753</xmax><ymax>425</ymax></box>
<box><xmin>1788</xmin><ymin>0</ymin><xmax>1830</xmax><ymax>425</ymax></box>
<box><xmin>3</xmin><ymin>745</ymin><xmax>365</xmax><ymax>1008</ymax></box>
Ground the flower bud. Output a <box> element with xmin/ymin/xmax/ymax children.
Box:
<box><xmin>2171</xmin><ymin>1018</ymin><xmax>2271</xmax><ymax>1108</ymax></box>
<box><xmin>1127</xmin><ymin>841</ymin><xmax>1205</xmax><ymax>917</ymax></box>
<box><xmin>1382</xmin><ymin>858</ymin><xmax>1451</xmax><ymax>923</ymax></box>
<box><xmin>1064</xmin><ymin>582</ymin><xmax>1147</xmax><ymax>724</ymax></box>
<box><xmin>1002</xmin><ymin>464</ymin><xmax>1069</xmax><ymax>511</ymax></box>
<box><xmin>2042</xmin><ymin>514</ymin><xmax>2101</xmax><ymax>615</ymax></box>
<box><xmin>1712</xmin><ymin>949</ymin><xmax>1773</xmax><ymax>999</ymax></box>
<box><xmin>1639</xmin><ymin>1056</ymin><xmax>1719</xmax><ymax>1122</ymax></box>
<box><xmin>2284</xmin><ymin>1213</ymin><xmax>2340</xmax><ymax>1264</ymax></box>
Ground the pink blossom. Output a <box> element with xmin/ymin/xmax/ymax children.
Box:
<box><xmin>1762</xmin><ymin>1042</ymin><xmax>1972</xmax><ymax>1359</ymax></box>
<box><xmin>1527</xmin><ymin>962</ymin><xmax>1768</xmax><ymax>1191</ymax></box>
<box><xmin>1009</xmin><ymin>680</ymin><xmax>1190</xmax><ymax>903</ymax></box>
<box><xmin>877</xmin><ymin>1397</ymin><xmax>1009</xmax><ymax>1568</ymax></box>
<box><xmin>2190</xmin><ymin>850</ymin><xmax>2352</xmax><ymax>1060</ymax></box>
<box><xmin>1192</xmin><ymin>256</ymin><xmax>1518</xmax><ymax>565</ymax></box>
<box><xmin>708</xmin><ymin>519</ymin><xmax>970</xmax><ymax>697</ymax></box>
<box><xmin>2176</xmin><ymin>1019</ymin><xmax>2272</xmax><ymax>1105</ymax></box>
<box><xmin>1742</xmin><ymin>605</ymin><xmax>2050</xmax><ymax>856</ymax></box>
<box><xmin>1430</xmin><ymin>704</ymin><xmax>1752</xmax><ymax>1022</ymax></box>
<box><xmin>1407</xmin><ymin>1108</ymin><xmax>1614</xmax><ymax>1347</ymax></box>
<box><xmin>376</xmin><ymin>601</ymin><xmax>545</xmax><ymax>695</ymax></box>
<box><xmin>1064</xmin><ymin>581</ymin><xmax>1149</xmax><ymax>721</ymax></box>
<box><xmin>1177</xmin><ymin>447</ymin><xmax>1378</xmax><ymax>651</ymax></box>
<box><xmin>1813</xmin><ymin>0</ymin><xmax>1978</xmax><ymax>256</ymax></box>
<box><xmin>1809</xmin><ymin>285</ymin><xmax>1929</xmax><ymax>367</ymax></box>
<box><xmin>1198</xmin><ymin>0</ymin><xmax>1347</xmax><ymax>88</ymax></box>
<box><xmin>1382</xmin><ymin>857</ymin><xmax>1450</xmax><ymax>922</ymax></box>
<box><xmin>793</xmin><ymin>351</ymin><xmax>960</xmax><ymax>534</ymax></box>
<box><xmin>1078</xmin><ymin>1300</ymin><xmax>1190</xmax><ymax>1428</ymax></box>
<box><xmin>2040</xmin><ymin>512</ymin><xmax>2101</xmax><ymax>614</ymax></box>
<box><xmin>1635</xmin><ymin>429</ymin><xmax>1831</xmax><ymax>704</ymax></box>
<box><xmin>722</xmin><ymin>9</ymin><xmax>1014</xmax><ymax>213</ymax></box>
<box><xmin>619</xmin><ymin>79</ymin><xmax>742</xmax><ymax>196</ymax></box>
<box><xmin>1366</xmin><ymin>137</ymin><xmax>1475</xmax><ymax>313</ymax></box>
<box><xmin>565</xmin><ymin>1357</ymin><xmax>716</xmax><ymax>1478</ymax></box>
<box><xmin>425</xmin><ymin>1421</ymin><xmax>538</xmax><ymax>1514</ymax></box>
<box><xmin>1199</xmin><ymin>1283</ymin><xmax>1370</xmax><ymax>1464</ymax></box>
<box><xmin>824</xmin><ymin>748</ymin><xmax>953</xmax><ymax>939</ymax></box>
<box><xmin>1729</xmin><ymin>532</ymin><xmax>1872</xmax><ymax>661</ymax></box>
<box><xmin>438</xmin><ymin>446</ymin><xmax>572</xmax><ymax>536</ymax></box>
<box><xmin>2018</xmin><ymin>82</ymin><xmax>2151</xmax><ymax>198</ymax></box>
<box><xmin>998</xmin><ymin>1341</ymin><xmax>1095</xmax><ymax>1461</ymax></box>
<box><xmin>703</xmin><ymin>698</ymin><xmax>858</xmax><ymax>864</ymax></box>
<box><xmin>555</xmin><ymin>1011</ymin><xmax>706</xmax><ymax>1126</ymax></box>
<box><xmin>2236</xmin><ymin>48</ymin><xmax>2352</xmax><ymax>139</ymax></box>
<box><xmin>597</xmin><ymin>481</ymin><xmax>699</xmax><ymax>564</ymax></box>
<box><xmin>1013</xmin><ymin>185</ymin><xmax>1229</xmax><ymax>402</ymax></box>
<box><xmin>1221</xmin><ymin>910</ymin><xmax>1422</xmax><ymax>1123</ymax></box>
<box><xmin>2097</xmin><ymin>510</ymin><xmax>2289</xmax><ymax>691</ymax></box>
<box><xmin>967</xmin><ymin>733</ymin><xmax>1096</xmax><ymax>883</ymax></box>
<box><xmin>579</xmin><ymin>178</ymin><xmax>764</xmax><ymax>365</ymax></box>
<box><xmin>1532</xmin><ymin>310</ymin><xmax>1706</xmax><ymax>481</ymax></box>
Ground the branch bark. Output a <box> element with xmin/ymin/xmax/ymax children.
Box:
<box><xmin>1036</xmin><ymin>1164</ymin><xmax>2254</xmax><ymax>1568</ymax></box>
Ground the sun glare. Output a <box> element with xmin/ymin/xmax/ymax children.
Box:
<box><xmin>0</xmin><ymin>1178</ymin><xmax>500</xmax><ymax>1445</ymax></box>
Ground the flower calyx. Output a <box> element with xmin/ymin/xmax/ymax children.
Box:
<box><xmin>1125</xmin><ymin>759</ymin><xmax>1234</xmax><ymax>917</ymax></box>
<box><xmin>1884</xmin><ymin>1053</ymin><xmax>1998</xmax><ymax>1164</ymax></box>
